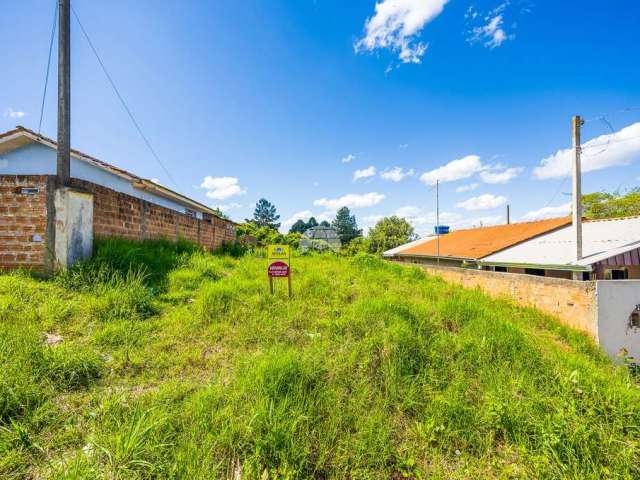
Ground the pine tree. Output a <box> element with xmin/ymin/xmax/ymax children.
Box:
<box><xmin>331</xmin><ymin>207</ymin><xmax>362</xmax><ymax>244</ymax></box>
<box><xmin>249</xmin><ymin>198</ymin><xmax>280</xmax><ymax>229</ymax></box>
<box><xmin>306</xmin><ymin>217</ymin><xmax>319</xmax><ymax>229</ymax></box>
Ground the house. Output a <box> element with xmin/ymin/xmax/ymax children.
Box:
<box><xmin>479</xmin><ymin>216</ymin><xmax>640</xmax><ymax>280</ymax></box>
<box><xmin>0</xmin><ymin>126</ymin><xmax>236</xmax><ymax>270</ymax></box>
<box><xmin>383</xmin><ymin>217</ymin><xmax>571</xmax><ymax>269</ymax></box>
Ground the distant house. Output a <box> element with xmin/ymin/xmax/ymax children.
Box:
<box><xmin>384</xmin><ymin>216</ymin><xmax>640</xmax><ymax>280</ymax></box>
<box><xmin>383</xmin><ymin>217</ymin><xmax>570</xmax><ymax>269</ymax></box>
<box><xmin>0</xmin><ymin>126</ymin><xmax>236</xmax><ymax>270</ymax></box>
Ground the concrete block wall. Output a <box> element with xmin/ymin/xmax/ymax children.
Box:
<box><xmin>406</xmin><ymin>263</ymin><xmax>599</xmax><ymax>339</ymax></box>
<box><xmin>0</xmin><ymin>175</ymin><xmax>51</xmax><ymax>270</ymax></box>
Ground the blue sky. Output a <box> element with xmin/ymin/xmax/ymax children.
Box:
<box><xmin>1</xmin><ymin>0</ymin><xmax>639</xmax><ymax>235</ymax></box>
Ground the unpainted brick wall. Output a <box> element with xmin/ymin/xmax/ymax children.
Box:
<box><xmin>0</xmin><ymin>175</ymin><xmax>236</xmax><ymax>271</ymax></box>
<box><xmin>0</xmin><ymin>175</ymin><xmax>50</xmax><ymax>270</ymax></box>
<box><xmin>396</xmin><ymin>261</ymin><xmax>599</xmax><ymax>339</ymax></box>
<box><xmin>69</xmin><ymin>178</ymin><xmax>236</xmax><ymax>249</ymax></box>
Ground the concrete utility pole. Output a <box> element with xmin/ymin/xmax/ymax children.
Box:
<box><xmin>57</xmin><ymin>0</ymin><xmax>71</xmax><ymax>185</ymax></box>
<box><xmin>572</xmin><ymin>115</ymin><xmax>583</xmax><ymax>261</ymax></box>
<box><xmin>436</xmin><ymin>179</ymin><xmax>440</xmax><ymax>267</ymax></box>
<box><xmin>506</xmin><ymin>204</ymin><xmax>510</xmax><ymax>224</ymax></box>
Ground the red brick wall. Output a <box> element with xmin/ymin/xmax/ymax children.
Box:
<box><xmin>0</xmin><ymin>175</ymin><xmax>50</xmax><ymax>270</ymax></box>
<box><xmin>0</xmin><ymin>175</ymin><xmax>236</xmax><ymax>271</ymax></box>
<box><xmin>69</xmin><ymin>178</ymin><xmax>236</xmax><ymax>249</ymax></box>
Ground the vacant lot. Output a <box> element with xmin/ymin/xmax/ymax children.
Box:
<box><xmin>1</xmin><ymin>240</ymin><xmax>639</xmax><ymax>479</ymax></box>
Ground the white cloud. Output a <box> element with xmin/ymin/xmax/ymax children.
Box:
<box><xmin>467</xmin><ymin>3</ymin><xmax>515</xmax><ymax>49</ymax></box>
<box><xmin>213</xmin><ymin>202</ymin><xmax>242</xmax><ymax>212</ymax></box>
<box><xmin>283</xmin><ymin>210</ymin><xmax>313</xmax><ymax>227</ymax></box>
<box><xmin>342</xmin><ymin>154</ymin><xmax>356</xmax><ymax>163</ymax></box>
<box><xmin>353</xmin><ymin>165</ymin><xmax>377</xmax><ymax>181</ymax></box>
<box><xmin>200</xmin><ymin>176</ymin><xmax>246</xmax><ymax>200</ymax></box>
<box><xmin>533</xmin><ymin>122</ymin><xmax>640</xmax><ymax>179</ymax></box>
<box><xmin>420</xmin><ymin>155</ymin><xmax>484</xmax><ymax>185</ymax></box>
<box><xmin>4</xmin><ymin>108</ymin><xmax>26</xmax><ymax>119</ymax></box>
<box><xmin>355</xmin><ymin>0</ymin><xmax>449</xmax><ymax>64</ymax></box>
<box><xmin>455</xmin><ymin>182</ymin><xmax>479</xmax><ymax>193</ymax></box>
<box><xmin>314</xmin><ymin>192</ymin><xmax>385</xmax><ymax>210</ymax></box>
<box><xmin>399</xmin><ymin>143</ymin><xmax>409</xmax><ymax>149</ymax></box>
<box><xmin>480</xmin><ymin>166</ymin><xmax>523</xmax><ymax>184</ymax></box>
<box><xmin>150</xmin><ymin>178</ymin><xmax>162</xmax><ymax>185</ymax></box>
<box><xmin>380</xmin><ymin>166</ymin><xmax>415</xmax><ymax>182</ymax></box>
<box><xmin>521</xmin><ymin>202</ymin><xmax>571</xmax><ymax>221</ymax></box>
<box><xmin>456</xmin><ymin>193</ymin><xmax>507</xmax><ymax>211</ymax></box>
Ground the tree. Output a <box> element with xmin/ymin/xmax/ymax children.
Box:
<box><xmin>289</xmin><ymin>219</ymin><xmax>307</xmax><ymax>234</ymax></box>
<box><xmin>583</xmin><ymin>189</ymin><xmax>640</xmax><ymax>219</ymax></box>
<box><xmin>249</xmin><ymin>198</ymin><xmax>280</xmax><ymax>229</ymax></box>
<box><xmin>368</xmin><ymin>216</ymin><xmax>417</xmax><ymax>254</ymax></box>
<box><xmin>331</xmin><ymin>207</ymin><xmax>362</xmax><ymax>244</ymax></box>
<box><xmin>319</xmin><ymin>220</ymin><xmax>331</xmax><ymax>227</ymax></box>
<box><xmin>306</xmin><ymin>217</ymin><xmax>319</xmax><ymax>229</ymax></box>
<box><xmin>211</xmin><ymin>207</ymin><xmax>229</xmax><ymax>220</ymax></box>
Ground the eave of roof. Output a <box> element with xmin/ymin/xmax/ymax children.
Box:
<box><xmin>0</xmin><ymin>126</ymin><xmax>233</xmax><ymax>223</ymax></box>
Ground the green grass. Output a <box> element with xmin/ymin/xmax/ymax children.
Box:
<box><xmin>0</xmin><ymin>239</ymin><xmax>639</xmax><ymax>479</ymax></box>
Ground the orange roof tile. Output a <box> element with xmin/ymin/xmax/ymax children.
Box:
<box><xmin>398</xmin><ymin>216</ymin><xmax>572</xmax><ymax>260</ymax></box>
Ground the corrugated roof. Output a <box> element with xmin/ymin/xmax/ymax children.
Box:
<box><xmin>386</xmin><ymin>216</ymin><xmax>571</xmax><ymax>260</ymax></box>
<box><xmin>481</xmin><ymin>216</ymin><xmax>640</xmax><ymax>268</ymax></box>
<box><xmin>0</xmin><ymin>126</ymin><xmax>231</xmax><ymax>222</ymax></box>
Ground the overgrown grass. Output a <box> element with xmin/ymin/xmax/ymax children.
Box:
<box><xmin>0</xmin><ymin>240</ymin><xmax>639</xmax><ymax>479</ymax></box>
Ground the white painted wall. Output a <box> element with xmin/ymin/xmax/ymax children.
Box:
<box><xmin>0</xmin><ymin>143</ymin><xmax>202</xmax><ymax>218</ymax></box>
<box><xmin>596</xmin><ymin>280</ymin><xmax>640</xmax><ymax>361</ymax></box>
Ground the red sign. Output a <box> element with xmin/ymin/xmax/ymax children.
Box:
<box><xmin>268</xmin><ymin>261</ymin><xmax>290</xmax><ymax>277</ymax></box>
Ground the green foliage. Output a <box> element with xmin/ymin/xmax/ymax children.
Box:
<box><xmin>583</xmin><ymin>188</ymin><xmax>640</xmax><ymax>219</ymax></box>
<box><xmin>1</xmin><ymin>241</ymin><xmax>639</xmax><ymax>478</ymax></box>
<box><xmin>289</xmin><ymin>217</ymin><xmax>320</xmax><ymax>234</ymax></box>
<box><xmin>249</xmin><ymin>198</ymin><xmax>281</xmax><ymax>229</ymax></box>
<box><xmin>331</xmin><ymin>206</ymin><xmax>362</xmax><ymax>244</ymax></box>
<box><xmin>340</xmin><ymin>236</ymin><xmax>371</xmax><ymax>256</ymax></box>
<box><xmin>211</xmin><ymin>207</ymin><xmax>230</xmax><ymax>220</ymax></box>
<box><xmin>368</xmin><ymin>216</ymin><xmax>417</xmax><ymax>253</ymax></box>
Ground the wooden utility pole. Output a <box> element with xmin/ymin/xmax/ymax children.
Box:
<box><xmin>572</xmin><ymin>115</ymin><xmax>583</xmax><ymax>261</ymax></box>
<box><xmin>57</xmin><ymin>0</ymin><xmax>71</xmax><ymax>186</ymax></box>
<box><xmin>436</xmin><ymin>179</ymin><xmax>440</xmax><ymax>267</ymax></box>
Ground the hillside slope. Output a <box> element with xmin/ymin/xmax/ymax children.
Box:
<box><xmin>1</xmin><ymin>240</ymin><xmax>639</xmax><ymax>479</ymax></box>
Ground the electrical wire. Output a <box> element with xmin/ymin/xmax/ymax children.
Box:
<box><xmin>38</xmin><ymin>1</ymin><xmax>58</xmax><ymax>134</ymax></box>
<box><xmin>70</xmin><ymin>5</ymin><xmax>179</xmax><ymax>189</ymax></box>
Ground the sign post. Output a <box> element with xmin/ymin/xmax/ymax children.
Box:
<box><xmin>267</xmin><ymin>244</ymin><xmax>291</xmax><ymax>298</ymax></box>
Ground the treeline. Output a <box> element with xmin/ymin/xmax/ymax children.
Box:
<box><xmin>236</xmin><ymin>198</ymin><xmax>417</xmax><ymax>254</ymax></box>
<box><xmin>583</xmin><ymin>188</ymin><xmax>640</xmax><ymax>219</ymax></box>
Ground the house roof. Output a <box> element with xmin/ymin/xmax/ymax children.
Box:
<box><xmin>0</xmin><ymin>126</ymin><xmax>230</xmax><ymax>221</ymax></box>
<box><xmin>383</xmin><ymin>216</ymin><xmax>571</xmax><ymax>260</ymax></box>
<box><xmin>480</xmin><ymin>216</ymin><xmax>640</xmax><ymax>270</ymax></box>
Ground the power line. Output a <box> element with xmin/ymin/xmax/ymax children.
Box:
<box><xmin>70</xmin><ymin>5</ymin><xmax>179</xmax><ymax>189</ymax></box>
<box><xmin>584</xmin><ymin>106</ymin><xmax>640</xmax><ymax>123</ymax></box>
<box><xmin>38</xmin><ymin>1</ymin><xmax>58</xmax><ymax>134</ymax></box>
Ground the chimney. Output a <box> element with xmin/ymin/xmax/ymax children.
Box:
<box><xmin>506</xmin><ymin>204</ymin><xmax>510</xmax><ymax>224</ymax></box>
<box><xmin>572</xmin><ymin>115</ymin><xmax>583</xmax><ymax>261</ymax></box>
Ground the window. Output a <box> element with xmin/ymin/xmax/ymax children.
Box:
<box><xmin>185</xmin><ymin>208</ymin><xmax>197</xmax><ymax>219</ymax></box>
<box><xmin>524</xmin><ymin>268</ymin><xmax>545</xmax><ymax>277</ymax></box>
<box><xmin>605</xmin><ymin>269</ymin><xmax>628</xmax><ymax>280</ymax></box>
<box><xmin>494</xmin><ymin>266</ymin><xmax>507</xmax><ymax>272</ymax></box>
